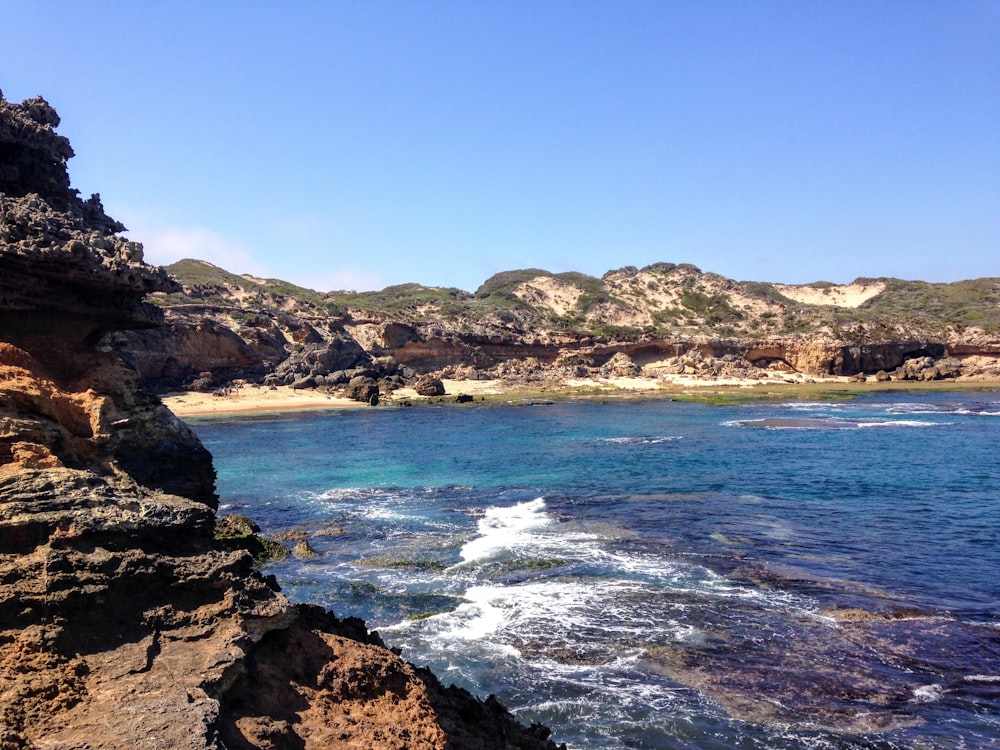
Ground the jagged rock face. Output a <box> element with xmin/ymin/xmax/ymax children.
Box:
<box><xmin>0</xmin><ymin>93</ymin><xmax>74</xmax><ymax>202</ymax></box>
<box><xmin>0</xmin><ymin>466</ymin><xmax>292</xmax><ymax>748</ymax></box>
<box><xmin>0</xmin><ymin>92</ymin><xmax>237</xmax><ymax>746</ymax></box>
<box><xmin>0</xmin><ymin>94</ymin><xmax>213</xmax><ymax>503</ymax></box>
<box><xmin>271</xmin><ymin>335</ymin><xmax>371</xmax><ymax>385</ymax></box>
<box><xmin>1</xmin><ymin>92</ymin><xmax>564</xmax><ymax>750</ymax></box>
<box><xmin>0</xmin><ymin>342</ymin><xmax>216</xmax><ymax>504</ymax></box>
<box><xmin>0</xmin><ymin>95</ymin><xmax>174</xmax><ymax>330</ymax></box>
<box><xmin>127</xmin><ymin>317</ymin><xmax>275</xmax><ymax>389</ymax></box>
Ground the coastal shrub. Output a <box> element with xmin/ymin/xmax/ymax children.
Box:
<box><xmin>328</xmin><ymin>284</ymin><xmax>473</xmax><ymax>318</ymax></box>
<box><xmin>641</xmin><ymin>262</ymin><xmax>679</xmax><ymax>275</ymax></box>
<box><xmin>741</xmin><ymin>282</ymin><xmax>793</xmax><ymax>306</ymax></box>
<box><xmin>475</xmin><ymin>268</ymin><xmax>552</xmax><ymax>297</ymax></box>
<box><xmin>651</xmin><ymin>309</ymin><xmax>683</xmax><ymax>327</ymax></box>
<box><xmin>858</xmin><ymin>278</ymin><xmax>1000</xmax><ymax>329</ymax></box>
<box><xmin>680</xmin><ymin>291</ymin><xmax>743</xmax><ymax>323</ymax></box>
<box><xmin>604</xmin><ymin>265</ymin><xmax>639</xmax><ymax>278</ymax></box>
<box><xmin>552</xmin><ymin>312</ymin><xmax>585</xmax><ymax>331</ymax></box>
<box><xmin>587</xmin><ymin>322</ymin><xmax>643</xmax><ymax>339</ymax></box>
<box><xmin>576</xmin><ymin>290</ymin><xmax>613</xmax><ymax>313</ymax></box>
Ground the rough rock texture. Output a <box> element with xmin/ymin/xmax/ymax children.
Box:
<box><xmin>1</xmin><ymin>92</ymin><xmax>563</xmax><ymax>750</ymax></box>
<box><xmin>413</xmin><ymin>375</ymin><xmax>446</xmax><ymax>397</ymax></box>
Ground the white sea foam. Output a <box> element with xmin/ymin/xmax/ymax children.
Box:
<box><xmin>602</xmin><ymin>436</ymin><xmax>683</xmax><ymax>445</ymax></box>
<box><xmin>910</xmin><ymin>683</ymin><xmax>944</xmax><ymax>703</ymax></box>
<box><xmin>964</xmin><ymin>674</ymin><xmax>1000</xmax><ymax>683</ymax></box>
<box><xmin>780</xmin><ymin>402</ymin><xmax>847</xmax><ymax>412</ymax></box>
<box><xmin>458</xmin><ymin>497</ymin><xmax>554</xmax><ymax>563</ymax></box>
<box><xmin>855</xmin><ymin>419</ymin><xmax>942</xmax><ymax>428</ymax></box>
<box><xmin>888</xmin><ymin>402</ymin><xmax>1000</xmax><ymax>417</ymax></box>
<box><xmin>726</xmin><ymin>417</ymin><xmax>944</xmax><ymax>430</ymax></box>
<box><xmin>435</xmin><ymin>585</ymin><xmax>514</xmax><ymax>642</ymax></box>
<box><xmin>317</xmin><ymin>487</ymin><xmax>375</xmax><ymax>502</ymax></box>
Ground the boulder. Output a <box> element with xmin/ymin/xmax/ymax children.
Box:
<box><xmin>414</xmin><ymin>375</ymin><xmax>446</xmax><ymax>396</ymax></box>
<box><xmin>215</xmin><ymin>513</ymin><xmax>261</xmax><ymax>536</ymax></box>
<box><xmin>291</xmin><ymin>375</ymin><xmax>317</xmax><ymax>390</ymax></box>
<box><xmin>273</xmin><ymin>337</ymin><xmax>370</xmax><ymax>382</ymax></box>
<box><xmin>602</xmin><ymin>351</ymin><xmax>641</xmax><ymax>377</ymax></box>
<box><xmin>293</xmin><ymin>539</ymin><xmax>318</xmax><ymax>558</ymax></box>
<box><xmin>343</xmin><ymin>375</ymin><xmax>379</xmax><ymax>402</ymax></box>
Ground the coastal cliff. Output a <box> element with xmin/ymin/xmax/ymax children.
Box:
<box><xmin>124</xmin><ymin>261</ymin><xmax>1000</xmax><ymax>398</ymax></box>
<box><xmin>0</xmin><ymin>92</ymin><xmax>563</xmax><ymax>749</ymax></box>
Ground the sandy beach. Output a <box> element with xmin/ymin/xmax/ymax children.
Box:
<box><xmin>161</xmin><ymin>372</ymin><xmax>857</xmax><ymax>418</ymax></box>
<box><xmin>162</xmin><ymin>385</ymin><xmax>365</xmax><ymax>416</ymax></box>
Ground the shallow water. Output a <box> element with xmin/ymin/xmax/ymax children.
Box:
<box><xmin>192</xmin><ymin>391</ymin><xmax>1000</xmax><ymax>749</ymax></box>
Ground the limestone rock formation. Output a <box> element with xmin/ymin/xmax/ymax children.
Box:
<box><xmin>123</xmin><ymin>256</ymin><xmax>1000</xmax><ymax>394</ymax></box>
<box><xmin>0</xmin><ymin>92</ymin><xmax>563</xmax><ymax>750</ymax></box>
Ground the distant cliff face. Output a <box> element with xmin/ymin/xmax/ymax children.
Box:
<box><xmin>124</xmin><ymin>258</ymin><xmax>1000</xmax><ymax>395</ymax></box>
<box><xmin>0</xmin><ymin>93</ymin><xmax>564</xmax><ymax>749</ymax></box>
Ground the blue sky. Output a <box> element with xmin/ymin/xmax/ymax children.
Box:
<box><xmin>3</xmin><ymin>1</ymin><xmax>998</xmax><ymax>292</ymax></box>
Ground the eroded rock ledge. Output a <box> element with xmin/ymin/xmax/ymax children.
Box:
<box><xmin>0</xmin><ymin>92</ymin><xmax>563</xmax><ymax>749</ymax></box>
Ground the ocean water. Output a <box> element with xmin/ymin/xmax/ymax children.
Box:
<box><xmin>191</xmin><ymin>391</ymin><xmax>1000</xmax><ymax>749</ymax></box>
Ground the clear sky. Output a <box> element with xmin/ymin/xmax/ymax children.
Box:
<box><xmin>3</xmin><ymin>1</ymin><xmax>998</xmax><ymax>292</ymax></box>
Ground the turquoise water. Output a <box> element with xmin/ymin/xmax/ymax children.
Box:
<box><xmin>192</xmin><ymin>391</ymin><xmax>1000</xmax><ymax>749</ymax></box>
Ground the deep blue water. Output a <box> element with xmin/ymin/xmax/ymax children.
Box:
<box><xmin>191</xmin><ymin>391</ymin><xmax>1000</xmax><ymax>749</ymax></box>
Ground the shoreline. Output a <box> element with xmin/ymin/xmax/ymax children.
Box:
<box><xmin>161</xmin><ymin>376</ymin><xmax>1000</xmax><ymax>418</ymax></box>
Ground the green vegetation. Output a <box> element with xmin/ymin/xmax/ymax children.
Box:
<box><xmin>586</xmin><ymin>322</ymin><xmax>644</xmax><ymax>339</ymax></box>
<box><xmin>474</xmin><ymin>268</ymin><xmax>553</xmax><ymax>297</ymax></box>
<box><xmin>163</xmin><ymin>258</ymin><xmax>330</xmax><ymax>311</ymax></box>
<box><xmin>741</xmin><ymin>282</ymin><xmax>794</xmax><ymax>306</ymax></box>
<box><xmin>860</xmin><ymin>278</ymin><xmax>1000</xmax><ymax>332</ymax></box>
<box><xmin>157</xmin><ymin>256</ymin><xmax>1000</xmax><ymax>343</ymax></box>
<box><xmin>166</xmin><ymin>258</ymin><xmax>250</xmax><ymax>286</ymax></box>
<box><xmin>327</xmin><ymin>284</ymin><xmax>473</xmax><ymax>319</ymax></box>
<box><xmin>213</xmin><ymin>513</ymin><xmax>289</xmax><ymax>565</ymax></box>
<box><xmin>679</xmin><ymin>290</ymin><xmax>743</xmax><ymax>324</ymax></box>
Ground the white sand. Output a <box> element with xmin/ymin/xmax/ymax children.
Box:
<box><xmin>772</xmin><ymin>281</ymin><xmax>885</xmax><ymax>308</ymax></box>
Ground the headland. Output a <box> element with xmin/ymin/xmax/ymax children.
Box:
<box><xmin>0</xmin><ymin>91</ymin><xmax>564</xmax><ymax>749</ymax></box>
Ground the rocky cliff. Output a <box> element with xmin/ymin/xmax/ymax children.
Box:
<box><xmin>126</xmin><ymin>258</ymin><xmax>1000</xmax><ymax>399</ymax></box>
<box><xmin>0</xmin><ymin>92</ymin><xmax>563</xmax><ymax>749</ymax></box>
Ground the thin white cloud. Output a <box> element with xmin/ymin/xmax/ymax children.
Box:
<box><xmin>116</xmin><ymin>209</ymin><xmax>387</xmax><ymax>291</ymax></box>
<box><xmin>118</xmin><ymin>210</ymin><xmax>268</xmax><ymax>276</ymax></box>
<box><xmin>137</xmin><ymin>226</ymin><xmax>268</xmax><ymax>277</ymax></box>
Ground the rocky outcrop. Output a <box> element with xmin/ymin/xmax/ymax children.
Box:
<box><xmin>270</xmin><ymin>336</ymin><xmax>371</xmax><ymax>385</ymax></box>
<box><xmin>1</xmin><ymin>92</ymin><xmax>563</xmax><ymax>749</ymax></box>
<box><xmin>127</xmin><ymin>318</ymin><xmax>274</xmax><ymax>389</ymax></box>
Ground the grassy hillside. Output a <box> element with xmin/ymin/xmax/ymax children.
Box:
<box><xmin>154</xmin><ymin>259</ymin><xmax>1000</xmax><ymax>341</ymax></box>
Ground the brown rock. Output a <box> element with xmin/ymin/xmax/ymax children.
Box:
<box><xmin>414</xmin><ymin>375</ymin><xmax>446</xmax><ymax>396</ymax></box>
<box><xmin>293</xmin><ymin>539</ymin><xmax>318</xmax><ymax>558</ymax></box>
<box><xmin>343</xmin><ymin>375</ymin><xmax>379</xmax><ymax>402</ymax></box>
